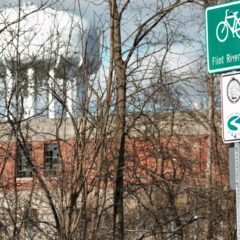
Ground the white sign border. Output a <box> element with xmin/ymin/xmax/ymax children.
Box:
<box><xmin>221</xmin><ymin>71</ymin><xmax>240</xmax><ymax>143</ymax></box>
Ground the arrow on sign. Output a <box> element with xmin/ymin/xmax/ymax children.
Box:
<box><xmin>228</xmin><ymin>115</ymin><xmax>240</xmax><ymax>131</ymax></box>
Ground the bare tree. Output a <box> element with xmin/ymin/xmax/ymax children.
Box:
<box><xmin>0</xmin><ymin>0</ymin><xmax>235</xmax><ymax>240</ymax></box>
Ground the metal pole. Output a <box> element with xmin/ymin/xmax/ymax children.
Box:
<box><xmin>235</xmin><ymin>142</ymin><xmax>240</xmax><ymax>239</ymax></box>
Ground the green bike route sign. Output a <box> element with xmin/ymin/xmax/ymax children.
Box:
<box><xmin>206</xmin><ymin>1</ymin><xmax>240</xmax><ymax>74</ymax></box>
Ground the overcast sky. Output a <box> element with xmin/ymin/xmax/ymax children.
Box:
<box><xmin>0</xmin><ymin>0</ymin><xmax>206</xmax><ymax>108</ymax></box>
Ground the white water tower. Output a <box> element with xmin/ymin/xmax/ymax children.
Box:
<box><xmin>0</xmin><ymin>3</ymin><xmax>100</xmax><ymax>119</ymax></box>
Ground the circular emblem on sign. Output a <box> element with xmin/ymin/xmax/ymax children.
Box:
<box><xmin>227</xmin><ymin>77</ymin><xmax>240</xmax><ymax>103</ymax></box>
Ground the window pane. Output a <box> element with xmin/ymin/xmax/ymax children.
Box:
<box><xmin>44</xmin><ymin>144</ymin><xmax>59</xmax><ymax>175</ymax></box>
<box><xmin>17</xmin><ymin>144</ymin><xmax>32</xmax><ymax>178</ymax></box>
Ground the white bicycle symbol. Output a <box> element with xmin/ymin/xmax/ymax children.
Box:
<box><xmin>216</xmin><ymin>9</ymin><xmax>240</xmax><ymax>42</ymax></box>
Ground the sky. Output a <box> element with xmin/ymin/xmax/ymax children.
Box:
<box><xmin>0</xmin><ymin>0</ymin><xmax>105</xmax><ymax>21</ymax></box>
<box><xmin>0</xmin><ymin>0</ymin><xmax>204</xmax><ymax>67</ymax></box>
<box><xmin>0</xmin><ymin>0</ymin><xmax>207</xmax><ymax>109</ymax></box>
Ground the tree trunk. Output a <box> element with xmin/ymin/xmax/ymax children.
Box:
<box><xmin>109</xmin><ymin>1</ymin><xmax>126</xmax><ymax>239</ymax></box>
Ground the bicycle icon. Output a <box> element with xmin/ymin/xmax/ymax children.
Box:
<box><xmin>216</xmin><ymin>9</ymin><xmax>240</xmax><ymax>42</ymax></box>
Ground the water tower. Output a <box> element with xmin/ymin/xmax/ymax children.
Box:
<box><xmin>0</xmin><ymin>2</ymin><xmax>100</xmax><ymax>119</ymax></box>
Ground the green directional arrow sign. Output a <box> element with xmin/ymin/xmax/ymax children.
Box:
<box><xmin>206</xmin><ymin>1</ymin><xmax>240</xmax><ymax>73</ymax></box>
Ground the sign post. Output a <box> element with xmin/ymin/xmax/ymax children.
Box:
<box><xmin>229</xmin><ymin>144</ymin><xmax>236</xmax><ymax>190</ymax></box>
<box><xmin>206</xmin><ymin>1</ymin><xmax>240</xmax><ymax>74</ymax></box>
<box><xmin>235</xmin><ymin>143</ymin><xmax>240</xmax><ymax>240</ymax></box>
<box><xmin>206</xmin><ymin>2</ymin><xmax>240</xmax><ymax>238</ymax></box>
<box><xmin>221</xmin><ymin>72</ymin><xmax>240</xmax><ymax>239</ymax></box>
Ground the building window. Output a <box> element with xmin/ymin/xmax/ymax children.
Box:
<box><xmin>17</xmin><ymin>144</ymin><xmax>32</xmax><ymax>178</ymax></box>
<box><xmin>44</xmin><ymin>144</ymin><xmax>60</xmax><ymax>175</ymax></box>
<box><xmin>25</xmin><ymin>207</ymin><xmax>39</xmax><ymax>239</ymax></box>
